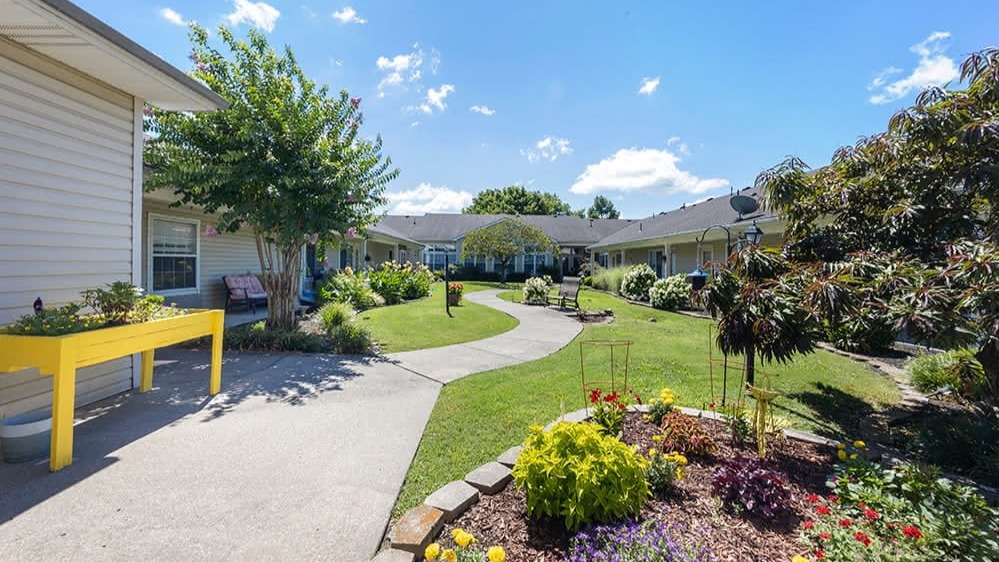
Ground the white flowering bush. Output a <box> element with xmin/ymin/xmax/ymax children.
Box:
<box><xmin>620</xmin><ymin>264</ymin><xmax>657</xmax><ymax>301</ymax></box>
<box><xmin>523</xmin><ymin>275</ymin><xmax>554</xmax><ymax>305</ymax></box>
<box><xmin>649</xmin><ymin>274</ymin><xmax>692</xmax><ymax>310</ymax></box>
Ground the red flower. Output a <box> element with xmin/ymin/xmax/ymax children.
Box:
<box><xmin>589</xmin><ymin>389</ymin><xmax>601</xmax><ymax>404</ymax></box>
<box><xmin>604</xmin><ymin>391</ymin><xmax>619</xmax><ymax>403</ymax></box>
<box><xmin>816</xmin><ymin>506</ymin><xmax>830</xmax><ymax>515</ymax></box>
<box><xmin>814</xmin><ymin>549</ymin><xmax>826</xmax><ymax>559</ymax></box>
<box><xmin>617</xmin><ymin>403</ymin><xmax>626</xmax><ymax>411</ymax></box>
<box><xmin>839</xmin><ymin>518</ymin><xmax>852</xmax><ymax>528</ymax></box>
<box><xmin>902</xmin><ymin>525</ymin><xmax>923</xmax><ymax>539</ymax></box>
<box><xmin>827</xmin><ymin>494</ymin><xmax>839</xmax><ymax>502</ymax></box>
<box><xmin>819</xmin><ymin>533</ymin><xmax>832</xmax><ymax>540</ymax></box>
<box><xmin>807</xmin><ymin>494</ymin><xmax>820</xmax><ymax>503</ymax></box>
<box><xmin>864</xmin><ymin>508</ymin><xmax>879</xmax><ymax>520</ymax></box>
<box><xmin>857</xmin><ymin>502</ymin><xmax>866</xmax><ymax>509</ymax></box>
<box><xmin>803</xmin><ymin>520</ymin><xmax>814</xmax><ymax>529</ymax></box>
<box><xmin>708</xmin><ymin>402</ymin><xmax>716</xmax><ymax>409</ymax></box>
<box><xmin>854</xmin><ymin>531</ymin><xmax>872</xmax><ymax>547</ymax></box>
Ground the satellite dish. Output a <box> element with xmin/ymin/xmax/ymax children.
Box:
<box><xmin>729</xmin><ymin>195</ymin><xmax>759</xmax><ymax>219</ymax></box>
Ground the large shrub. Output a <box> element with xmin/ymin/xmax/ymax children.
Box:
<box><xmin>366</xmin><ymin>260</ymin><xmax>434</xmax><ymax>304</ymax></box>
<box><xmin>649</xmin><ymin>274</ymin><xmax>692</xmax><ymax>311</ymax></box>
<box><xmin>523</xmin><ymin>275</ymin><xmax>553</xmax><ymax>305</ymax></box>
<box><xmin>320</xmin><ymin>267</ymin><xmax>381</xmax><ymax>309</ymax></box>
<box><xmin>620</xmin><ymin>264</ymin><xmax>657</xmax><ymax>301</ymax></box>
<box><xmin>512</xmin><ymin>422</ymin><xmax>650</xmax><ymax>530</ymax></box>
<box><xmin>590</xmin><ymin>266</ymin><xmax>628</xmax><ymax>295</ymax></box>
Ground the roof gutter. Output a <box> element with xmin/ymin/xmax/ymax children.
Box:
<box><xmin>586</xmin><ymin>216</ymin><xmax>783</xmax><ymax>251</ymax></box>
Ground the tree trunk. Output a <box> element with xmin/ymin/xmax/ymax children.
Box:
<box><xmin>746</xmin><ymin>346</ymin><xmax>756</xmax><ymax>387</ymax></box>
<box><xmin>257</xmin><ymin>243</ymin><xmax>301</xmax><ymax>331</ymax></box>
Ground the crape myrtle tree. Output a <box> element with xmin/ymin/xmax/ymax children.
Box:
<box><xmin>144</xmin><ymin>25</ymin><xmax>398</xmax><ymax>330</ymax></box>
<box><xmin>755</xmin><ymin>47</ymin><xmax>999</xmax><ymax>399</ymax></box>
<box><xmin>460</xmin><ymin>219</ymin><xmax>558</xmax><ymax>283</ymax></box>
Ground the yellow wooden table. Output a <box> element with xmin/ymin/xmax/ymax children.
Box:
<box><xmin>0</xmin><ymin>309</ymin><xmax>225</xmax><ymax>471</ymax></box>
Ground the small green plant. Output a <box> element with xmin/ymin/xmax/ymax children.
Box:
<box><xmin>317</xmin><ymin>302</ymin><xmax>355</xmax><ymax>331</ymax></box>
<box><xmin>656</xmin><ymin>411</ymin><xmax>718</xmax><ymax>456</ymax></box>
<box><xmin>222</xmin><ymin>322</ymin><xmax>331</xmax><ymax>352</ymax></box>
<box><xmin>723</xmin><ymin>405</ymin><xmax>751</xmax><ymax>445</ymax></box>
<box><xmin>649</xmin><ymin>274</ymin><xmax>692</xmax><ymax>311</ymax></box>
<box><xmin>645</xmin><ymin>387</ymin><xmax>676</xmax><ymax>426</ymax></box>
<box><xmin>645</xmin><ymin>449</ymin><xmax>688</xmax><ymax>495</ymax></box>
<box><xmin>711</xmin><ymin>455</ymin><xmax>792</xmax><ymax>520</ymax></box>
<box><xmin>588</xmin><ymin>388</ymin><xmax>628</xmax><ymax>435</ymax></box>
<box><xmin>128</xmin><ymin>294</ymin><xmax>185</xmax><ymax>323</ymax></box>
<box><xmin>80</xmin><ymin>281</ymin><xmax>144</xmax><ymax>325</ymax></box>
<box><xmin>522</xmin><ymin>275</ymin><xmax>553</xmax><ymax>305</ymax></box>
<box><xmin>512</xmin><ymin>421</ymin><xmax>650</xmax><ymax>530</ymax></box>
<box><xmin>620</xmin><ymin>264</ymin><xmax>657</xmax><ymax>302</ymax></box>
<box><xmin>330</xmin><ymin>321</ymin><xmax>373</xmax><ymax>354</ymax></box>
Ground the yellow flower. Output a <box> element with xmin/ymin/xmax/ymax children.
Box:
<box><xmin>642</xmin><ymin>414</ymin><xmax>651</xmax><ymax>421</ymax></box>
<box><xmin>487</xmin><ymin>546</ymin><xmax>506</xmax><ymax>562</ymax></box>
<box><xmin>792</xmin><ymin>556</ymin><xmax>810</xmax><ymax>562</ymax></box>
<box><xmin>652</xmin><ymin>435</ymin><xmax>663</xmax><ymax>442</ymax></box>
<box><xmin>836</xmin><ymin>442</ymin><xmax>846</xmax><ymax>450</ymax></box>
<box><xmin>853</xmin><ymin>440</ymin><xmax>866</xmax><ymax>449</ymax></box>
<box><xmin>454</xmin><ymin>531</ymin><xmax>475</xmax><ymax>548</ymax></box>
<box><xmin>837</xmin><ymin>449</ymin><xmax>847</xmax><ymax>461</ymax></box>
<box><xmin>648</xmin><ymin>448</ymin><xmax>657</xmax><ymax>457</ymax></box>
<box><xmin>442</xmin><ymin>548</ymin><xmax>457</xmax><ymax>562</ymax></box>
<box><xmin>424</xmin><ymin>543</ymin><xmax>441</xmax><ymax>560</ymax></box>
<box><xmin>849</xmin><ymin>453</ymin><xmax>858</xmax><ymax>460</ymax></box>
<box><xmin>450</xmin><ymin>528</ymin><xmax>465</xmax><ymax>539</ymax></box>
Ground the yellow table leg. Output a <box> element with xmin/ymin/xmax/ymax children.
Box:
<box><xmin>140</xmin><ymin>349</ymin><xmax>155</xmax><ymax>392</ymax></box>
<box><xmin>209</xmin><ymin>311</ymin><xmax>224</xmax><ymax>395</ymax></box>
<box><xmin>50</xmin><ymin>342</ymin><xmax>77</xmax><ymax>472</ymax></box>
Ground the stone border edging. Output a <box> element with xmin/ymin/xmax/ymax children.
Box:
<box><xmin>372</xmin><ymin>404</ymin><xmax>844</xmax><ymax>561</ymax></box>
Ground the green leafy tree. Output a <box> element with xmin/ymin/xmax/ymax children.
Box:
<box><xmin>463</xmin><ymin>185</ymin><xmax>575</xmax><ymax>215</ymax></box>
<box><xmin>756</xmin><ymin>47</ymin><xmax>999</xmax><ymax>396</ymax></box>
<box><xmin>702</xmin><ymin>246</ymin><xmax>818</xmax><ymax>386</ymax></box>
<box><xmin>460</xmin><ymin>219</ymin><xmax>558</xmax><ymax>282</ymax></box>
<box><xmin>586</xmin><ymin>195</ymin><xmax>621</xmax><ymax>219</ymax></box>
<box><xmin>144</xmin><ymin>26</ymin><xmax>398</xmax><ymax>329</ymax></box>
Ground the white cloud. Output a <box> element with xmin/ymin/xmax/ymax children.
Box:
<box><xmin>225</xmin><ymin>0</ymin><xmax>280</xmax><ymax>32</ymax></box>
<box><xmin>375</xmin><ymin>45</ymin><xmax>428</xmax><ymax>97</ymax></box>
<box><xmin>332</xmin><ymin>6</ymin><xmax>366</xmax><ymax>24</ymax></box>
<box><xmin>666</xmin><ymin>136</ymin><xmax>690</xmax><ymax>156</ymax></box>
<box><xmin>301</xmin><ymin>5</ymin><xmax>318</xmax><ymax>19</ymax></box>
<box><xmin>386</xmin><ymin>183</ymin><xmax>474</xmax><ymax>214</ymax></box>
<box><xmin>569</xmin><ymin>147</ymin><xmax>727</xmax><ymax>195</ymax></box>
<box><xmin>469</xmin><ymin>105</ymin><xmax>495</xmax><ymax>116</ymax></box>
<box><xmin>418</xmin><ymin>84</ymin><xmax>455</xmax><ymax>114</ymax></box>
<box><xmin>160</xmin><ymin>7</ymin><xmax>186</xmax><ymax>26</ymax></box>
<box><xmin>521</xmin><ymin>136</ymin><xmax>573</xmax><ymax>163</ymax></box>
<box><xmin>638</xmin><ymin>76</ymin><xmax>661</xmax><ymax>95</ymax></box>
<box><xmin>410</xmin><ymin>121</ymin><xmax>421</xmax><ymax>128</ymax></box>
<box><xmin>868</xmin><ymin>31</ymin><xmax>959</xmax><ymax>104</ymax></box>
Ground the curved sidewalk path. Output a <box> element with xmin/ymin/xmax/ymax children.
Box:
<box><xmin>385</xmin><ymin>289</ymin><xmax>582</xmax><ymax>384</ymax></box>
<box><xmin>0</xmin><ymin>289</ymin><xmax>580</xmax><ymax>562</ymax></box>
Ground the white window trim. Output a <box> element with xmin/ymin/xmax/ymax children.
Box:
<box><xmin>700</xmin><ymin>247</ymin><xmax>714</xmax><ymax>266</ymax></box>
<box><xmin>148</xmin><ymin>212</ymin><xmax>201</xmax><ymax>296</ymax></box>
<box><xmin>648</xmin><ymin>249</ymin><xmax>663</xmax><ymax>276</ymax></box>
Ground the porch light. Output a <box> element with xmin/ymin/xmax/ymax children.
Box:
<box><xmin>744</xmin><ymin>220</ymin><xmax>763</xmax><ymax>245</ymax></box>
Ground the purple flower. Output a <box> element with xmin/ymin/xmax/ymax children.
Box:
<box><xmin>350</xmin><ymin>97</ymin><xmax>362</xmax><ymax>109</ymax></box>
<box><xmin>142</xmin><ymin>105</ymin><xmax>154</xmax><ymax>117</ymax></box>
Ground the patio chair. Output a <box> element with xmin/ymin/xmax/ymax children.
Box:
<box><xmin>549</xmin><ymin>276</ymin><xmax>581</xmax><ymax>310</ymax></box>
<box><xmin>223</xmin><ymin>274</ymin><xmax>268</xmax><ymax>314</ymax></box>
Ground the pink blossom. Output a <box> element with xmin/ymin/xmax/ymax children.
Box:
<box><xmin>346</xmin><ymin>227</ymin><xmax>358</xmax><ymax>240</ymax></box>
<box><xmin>350</xmin><ymin>97</ymin><xmax>362</xmax><ymax>109</ymax></box>
<box><xmin>142</xmin><ymin>106</ymin><xmax>154</xmax><ymax>117</ymax></box>
<box><xmin>203</xmin><ymin>224</ymin><xmax>219</xmax><ymax>237</ymax></box>
<box><xmin>196</xmin><ymin>62</ymin><xmax>207</xmax><ymax>72</ymax></box>
<box><xmin>321</xmin><ymin>258</ymin><xmax>331</xmax><ymax>268</ymax></box>
<box><xmin>305</xmin><ymin>233</ymin><xmax>319</xmax><ymax>245</ymax></box>
<box><xmin>239</xmin><ymin>221</ymin><xmax>249</xmax><ymax>230</ymax></box>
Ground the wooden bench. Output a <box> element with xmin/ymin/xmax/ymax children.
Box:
<box><xmin>223</xmin><ymin>274</ymin><xmax>268</xmax><ymax>314</ymax></box>
<box><xmin>549</xmin><ymin>276</ymin><xmax>581</xmax><ymax>309</ymax></box>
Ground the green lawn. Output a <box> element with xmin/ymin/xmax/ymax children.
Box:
<box><xmin>355</xmin><ymin>282</ymin><xmax>519</xmax><ymax>353</ymax></box>
<box><xmin>393</xmin><ymin>288</ymin><xmax>900</xmax><ymax>516</ymax></box>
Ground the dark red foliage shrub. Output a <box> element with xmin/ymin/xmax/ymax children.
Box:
<box><xmin>711</xmin><ymin>455</ymin><xmax>793</xmax><ymax>520</ymax></box>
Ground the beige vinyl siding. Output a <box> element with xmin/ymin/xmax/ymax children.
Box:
<box><xmin>141</xmin><ymin>200</ymin><xmax>261</xmax><ymax>309</ymax></box>
<box><xmin>0</xmin><ymin>42</ymin><xmax>136</xmax><ymax>418</ymax></box>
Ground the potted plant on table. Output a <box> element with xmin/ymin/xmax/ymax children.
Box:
<box><xmin>447</xmin><ymin>283</ymin><xmax>464</xmax><ymax>306</ymax></box>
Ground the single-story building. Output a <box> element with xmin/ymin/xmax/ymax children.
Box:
<box><xmin>585</xmin><ymin>188</ymin><xmax>784</xmax><ymax>277</ymax></box>
<box><xmin>0</xmin><ymin>0</ymin><xmax>227</xmax><ymax>418</ymax></box>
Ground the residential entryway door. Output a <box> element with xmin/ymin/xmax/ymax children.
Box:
<box><xmin>649</xmin><ymin>250</ymin><xmax>664</xmax><ymax>278</ymax></box>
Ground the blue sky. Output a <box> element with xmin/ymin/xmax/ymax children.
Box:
<box><xmin>78</xmin><ymin>0</ymin><xmax>999</xmax><ymax>219</ymax></box>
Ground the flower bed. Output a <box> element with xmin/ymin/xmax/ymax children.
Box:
<box><xmin>428</xmin><ymin>411</ymin><xmax>999</xmax><ymax>561</ymax></box>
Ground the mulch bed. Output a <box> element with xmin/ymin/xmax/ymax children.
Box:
<box><xmin>441</xmin><ymin>412</ymin><xmax>835</xmax><ymax>561</ymax></box>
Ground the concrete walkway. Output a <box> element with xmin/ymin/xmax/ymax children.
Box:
<box><xmin>0</xmin><ymin>290</ymin><xmax>580</xmax><ymax>562</ymax></box>
<box><xmin>387</xmin><ymin>290</ymin><xmax>582</xmax><ymax>384</ymax></box>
